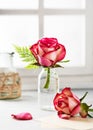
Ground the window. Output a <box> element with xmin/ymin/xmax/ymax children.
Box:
<box><xmin>0</xmin><ymin>0</ymin><xmax>93</xmax><ymax>89</ymax></box>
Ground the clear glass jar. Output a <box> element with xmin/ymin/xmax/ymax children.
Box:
<box><xmin>0</xmin><ymin>52</ymin><xmax>14</xmax><ymax>70</ymax></box>
<box><xmin>0</xmin><ymin>52</ymin><xmax>21</xmax><ymax>99</ymax></box>
<box><xmin>38</xmin><ymin>67</ymin><xmax>59</xmax><ymax>111</ymax></box>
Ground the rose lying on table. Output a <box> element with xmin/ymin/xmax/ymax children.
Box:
<box><xmin>53</xmin><ymin>87</ymin><xmax>93</xmax><ymax>119</ymax></box>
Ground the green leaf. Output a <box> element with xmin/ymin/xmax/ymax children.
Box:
<box><xmin>60</xmin><ymin>60</ymin><xmax>70</xmax><ymax>63</ymax></box>
<box><xmin>22</xmin><ymin>57</ymin><xmax>35</xmax><ymax>62</ymax></box>
<box><xmin>25</xmin><ymin>63</ymin><xmax>39</xmax><ymax>69</ymax></box>
<box><xmin>14</xmin><ymin>45</ymin><xmax>36</xmax><ymax>63</ymax></box>
<box><xmin>80</xmin><ymin>92</ymin><xmax>88</xmax><ymax>102</ymax></box>
<box><xmin>88</xmin><ymin>108</ymin><xmax>93</xmax><ymax>112</ymax></box>
<box><xmin>54</xmin><ymin>64</ymin><xmax>64</xmax><ymax>68</ymax></box>
<box><xmin>88</xmin><ymin>113</ymin><xmax>93</xmax><ymax>118</ymax></box>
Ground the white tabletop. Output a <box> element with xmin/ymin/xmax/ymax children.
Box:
<box><xmin>0</xmin><ymin>89</ymin><xmax>93</xmax><ymax>130</ymax></box>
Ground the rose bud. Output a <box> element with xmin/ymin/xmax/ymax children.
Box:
<box><xmin>79</xmin><ymin>103</ymin><xmax>93</xmax><ymax>118</ymax></box>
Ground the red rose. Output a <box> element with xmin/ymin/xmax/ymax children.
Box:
<box><xmin>53</xmin><ymin>87</ymin><xmax>80</xmax><ymax>119</ymax></box>
<box><xmin>30</xmin><ymin>37</ymin><xmax>66</xmax><ymax>67</ymax></box>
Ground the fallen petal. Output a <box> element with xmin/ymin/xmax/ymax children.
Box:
<box><xmin>11</xmin><ymin>112</ymin><xmax>33</xmax><ymax>120</ymax></box>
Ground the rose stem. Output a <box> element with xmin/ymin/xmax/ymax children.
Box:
<box><xmin>44</xmin><ymin>67</ymin><xmax>50</xmax><ymax>89</ymax></box>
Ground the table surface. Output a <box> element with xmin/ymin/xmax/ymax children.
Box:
<box><xmin>0</xmin><ymin>89</ymin><xmax>93</xmax><ymax>130</ymax></box>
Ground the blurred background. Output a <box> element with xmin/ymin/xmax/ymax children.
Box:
<box><xmin>0</xmin><ymin>0</ymin><xmax>93</xmax><ymax>90</ymax></box>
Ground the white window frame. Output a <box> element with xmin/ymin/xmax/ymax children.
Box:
<box><xmin>0</xmin><ymin>0</ymin><xmax>93</xmax><ymax>89</ymax></box>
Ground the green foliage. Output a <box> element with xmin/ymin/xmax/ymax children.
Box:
<box><xmin>60</xmin><ymin>60</ymin><xmax>70</xmax><ymax>63</ymax></box>
<box><xmin>14</xmin><ymin>45</ymin><xmax>38</xmax><ymax>69</ymax></box>
<box><xmin>54</xmin><ymin>64</ymin><xmax>64</xmax><ymax>68</ymax></box>
<box><xmin>25</xmin><ymin>63</ymin><xmax>39</xmax><ymax>69</ymax></box>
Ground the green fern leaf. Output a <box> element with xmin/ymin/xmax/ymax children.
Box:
<box><xmin>25</xmin><ymin>63</ymin><xmax>39</xmax><ymax>69</ymax></box>
<box><xmin>14</xmin><ymin>45</ymin><xmax>36</xmax><ymax>63</ymax></box>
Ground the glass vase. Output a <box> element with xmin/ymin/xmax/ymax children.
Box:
<box><xmin>38</xmin><ymin>67</ymin><xmax>59</xmax><ymax>111</ymax></box>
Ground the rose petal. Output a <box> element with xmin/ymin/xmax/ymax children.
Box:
<box><xmin>30</xmin><ymin>43</ymin><xmax>38</xmax><ymax>59</ymax></box>
<box><xmin>11</xmin><ymin>112</ymin><xmax>33</xmax><ymax>120</ymax></box>
<box><xmin>55</xmin><ymin>44</ymin><xmax>66</xmax><ymax>62</ymax></box>
<box><xmin>68</xmin><ymin>97</ymin><xmax>80</xmax><ymax>111</ymax></box>
<box><xmin>53</xmin><ymin>94</ymin><xmax>69</xmax><ymax>113</ymax></box>
<box><xmin>53</xmin><ymin>93</ymin><xmax>62</xmax><ymax>106</ymax></box>
<box><xmin>37</xmin><ymin>55</ymin><xmax>52</xmax><ymax>67</ymax></box>
<box><xmin>71</xmin><ymin>104</ymin><xmax>80</xmax><ymax>116</ymax></box>
<box><xmin>38</xmin><ymin>43</ymin><xmax>45</xmax><ymax>56</ymax></box>
<box><xmin>39</xmin><ymin>38</ymin><xmax>57</xmax><ymax>53</ymax></box>
<box><xmin>41</xmin><ymin>46</ymin><xmax>55</xmax><ymax>53</ymax></box>
<box><xmin>39</xmin><ymin>38</ymin><xmax>58</xmax><ymax>47</ymax></box>
<box><xmin>62</xmin><ymin>106</ymin><xmax>70</xmax><ymax>114</ymax></box>
<box><xmin>44</xmin><ymin>51</ymin><xmax>57</xmax><ymax>63</ymax></box>
<box><xmin>62</xmin><ymin>87</ymin><xmax>73</xmax><ymax>96</ymax></box>
<box><xmin>58</xmin><ymin>111</ymin><xmax>71</xmax><ymax>120</ymax></box>
<box><xmin>43</xmin><ymin>44</ymin><xmax>66</xmax><ymax>64</ymax></box>
<box><xmin>73</xmin><ymin>94</ymin><xmax>81</xmax><ymax>104</ymax></box>
<box><xmin>58</xmin><ymin>99</ymin><xmax>67</xmax><ymax>108</ymax></box>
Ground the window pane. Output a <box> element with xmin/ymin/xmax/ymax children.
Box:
<box><xmin>0</xmin><ymin>15</ymin><xmax>39</xmax><ymax>67</ymax></box>
<box><xmin>44</xmin><ymin>0</ymin><xmax>85</xmax><ymax>9</ymax></box>
<box><xmin>44</xmin><ymin>15</ymin><xmax>85</xmax><ymax>67</ymax></box>
<box><xmin>0</xmin><ymin>0</ymin><xmax>38</xmax><ymax>9</ymax></box>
